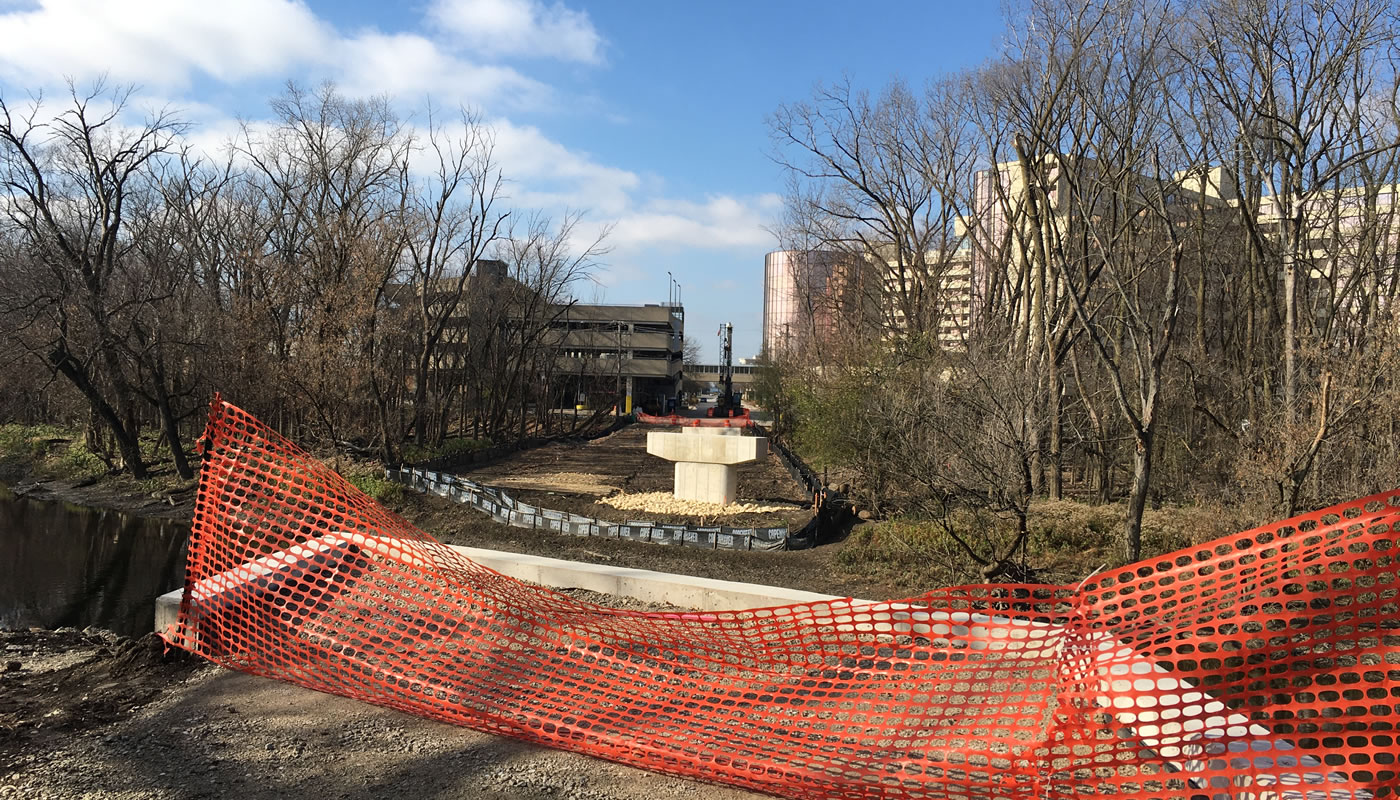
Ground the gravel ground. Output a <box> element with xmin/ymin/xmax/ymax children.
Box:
<box><xmin>482</xmin><ymin>472</ymin><xmax>620</xmax><ymax>496</ymax></box>
<box><xmin>599</xmin><ymin>491</ymin><xmax>803</xmax><ymax>517</ymax></box>
<box><xmin>2</xmin><ymin>599</ymin><xmax>768</xmax><ymax>800</ymax></box>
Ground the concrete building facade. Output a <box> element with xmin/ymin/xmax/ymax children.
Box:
<box><xmin>549</xmin><ymin>303</ymin><xmax>684</xmax><ymax>414</ymax></box>
<box><xmin>879</xmin><ymin>246</ymin><xmax>975</xmax><ymax>350</ymax></box>
<box><xmin>957</xmin><ymin>154</ymin><xmax>1400</xmax><ymax>342</ymax></box>
<box><xmin>412</xmin><ymin>261</ymin><xmax>684</xmax><ymax>415</ymax></box>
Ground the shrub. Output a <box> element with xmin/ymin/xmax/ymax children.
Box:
<box><xmin>836</xmin><ymin>499</ymin><xmax>1267</xmax><ymax>591</ymax></box>
<box><xmin>345</xmin><ymin>473</ymin><xmax>406</xmax><ymax>505</ymax></box>
<box><xmin>401</xmin><ymin>437</ymin><xmax>491</xmax><ymax>464</ymax></box>
<box><xmin>836</xmin><ymin>515</ymin><xmax>1011</xmax><ymax>588</ymax></box>
<box><xmin>1029</xmin><ymin>500</ymin><xmax>1119</xmax><ymax>553</ymax></box>
<box><xmin>1139</xmin><ymin>503</ymin><xmax>1260</xmax><ymax>556</ymax></box>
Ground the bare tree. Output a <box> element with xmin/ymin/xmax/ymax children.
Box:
<box><xmin>0</xmin><ymin>81</ymin><xmax>185</xmax><ymax>478</ymax></box>
<box><xmin>477</xmin><ymin>212</ymin><xmax>608</xmax><ymax>439</ymax></box>
<box><xmin>237</xmin><ymin>82</ymin><xmax>412</xmax><ymax>444</ymax></box>
<box><xmin>398</xmin><ymin>108</ymin><xmax>507</xmax><ymax>450</ymax></box>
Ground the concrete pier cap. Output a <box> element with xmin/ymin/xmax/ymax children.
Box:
<box><xmin>646</xmin><ymin>429</ymin><xmax>767</xmax><ymax>505</ymax></box>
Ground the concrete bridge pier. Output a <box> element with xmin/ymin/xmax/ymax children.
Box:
<box><xmin>645</xmin><ymin>428</ymin><xmax>766</xmax><ymax>505</ymax></box>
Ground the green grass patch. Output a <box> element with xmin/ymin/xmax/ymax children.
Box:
<box><xmin>0</xmin><ymin>423</ymin><xmax>72</xmax><ymax>463</ymax></box>
<box><xmin>54</xmin><ymin>439</ymin><xmax>108</xmax><ymax>481</ymax></box>
<box><xmin>0</xmin><ymin>423</ymin><xmax>113</xmax><ymax>481</ymax></box>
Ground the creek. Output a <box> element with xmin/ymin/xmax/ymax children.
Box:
<box><xmin>0</xmin><ymin>484</ymin><xmax>188</xmax><ymax>638</ymax></box>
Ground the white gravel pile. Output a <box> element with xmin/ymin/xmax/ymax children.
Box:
<box><xmin>599</xmin><ymin>491</ymin><xmax>803</xmax><ymax>517</ymax></box>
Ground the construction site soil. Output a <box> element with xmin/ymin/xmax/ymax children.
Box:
<box><xmin>407</xmin><ymin>423</ymin><xmax>899</xmax><ymax>599</ymax></box>
<box><xmin>459</xmin><ymin>424</ymin><xmax>816</xmax><ymax>529</ymax></box>
<box><xmin>1</xmin><ymin>590</ymin><xmax>766</xmax><ymax>800</ymax></box>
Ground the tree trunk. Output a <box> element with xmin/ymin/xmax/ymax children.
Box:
<box><xmin>1124</xmin><ymin>430</ymin><xmax>1152</xmax><ymax>563</ymax></box>
<box><xmin>1283</xmin><ymin>246</ymin><xmax>1297</xmax><ymax>422</ymax></box>
<box><xmin>49</xmin><ymin>345</ymin><xmax>147</xmax><ymax>479</ymax></box>
<box><xmin>152</xmin><ymin>371</ymin><xmax>193</xmax><ymax>480</ymax></box>
<box><xmin>1047</xmin><ymin>362</ymin><xmax>1063</xmax><ymax>501</ymax></box>
<box><xmin>413</xmin><ymin>348</ymin><xmax>432</xmax><ymax>446</ymax></box>
<box><xmin>1096</xmin><ymin>451</ymin><xmax>1111</xmax><ymax>505</ymax></box>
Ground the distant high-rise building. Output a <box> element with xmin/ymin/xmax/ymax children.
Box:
<box><xmin>762</xmin><ymin>249</ymin><xmax>846</xmax><ymax>355</ymax></box>
<box><xmin>765</xmin><ymin>247</ymin><xmax>972</xmax><ymax>354</ymax></box>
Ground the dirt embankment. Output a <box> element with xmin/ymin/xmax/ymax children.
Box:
<box><xmin>6</xmin><ymin>422</ymin><xmax>911</xmax><ymax>600</ymax></box>
<box><xmin>0</xmin><ymin>426</ymin><xmax>197</xmax><ymax>521</ymax></box>
<box><xmin>6</xmin><ymin>476</ymin><xmax>197</xmax><ymax>521</ymax></box>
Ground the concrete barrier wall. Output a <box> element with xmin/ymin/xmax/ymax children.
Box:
<box><xmin>155</xmin><ymin>541</ymin><xmax>855</xmax><ymax>633</ymax></box>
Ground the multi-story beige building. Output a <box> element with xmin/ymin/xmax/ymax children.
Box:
<box><xmin>769</xmin><ymin>157</ymin><xmax>1397</xmax><ymax>357</ymax></box>
<box><xmin>411</xmin><ymin>261</ymin><xmax>684</xmax><ymax>415</ymax></box>
<box><xmin>879</xmin><ymin>246</ymin><xmax>975</xmax><ymax>349</ymax></box>
<box><xmin>549</xmin><ymin>302</ymin><xmax>684</xmax><ymax>414</ymax></box>
<box><xmin>963</xmin><ymin>154</ymin><xmax>1400</xmax><ymax>330</ymax></box>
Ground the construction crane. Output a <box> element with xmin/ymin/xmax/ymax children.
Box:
<box><xmin>708</xmin><ymin>322</ymin><xmax>743</xmax><ymax>418</ymax></box>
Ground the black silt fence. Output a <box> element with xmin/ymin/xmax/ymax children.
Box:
<box><xmin>387</xmin><ymin>467</ymin><xmax>790</xmax><ymax>552</ymax></box>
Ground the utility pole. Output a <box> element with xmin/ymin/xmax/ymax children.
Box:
<box><xmin>615</xmin><ymin>320</ymin><xmax>623</xmax><ymax>418</ymax></box>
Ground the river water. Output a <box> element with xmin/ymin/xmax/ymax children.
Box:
<box><xmin>0</xmin><ymin>484</ymin><xmax>189</xmax><ymax>638</ymax></box>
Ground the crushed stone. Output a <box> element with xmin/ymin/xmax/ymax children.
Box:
<box><xmin>599</xmin><ymin>491</ymin><xmax>804</xmax><ymax>517</ymax></box>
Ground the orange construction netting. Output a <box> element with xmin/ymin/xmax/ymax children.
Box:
<box><xmin>636</xmin><ymin>411</ymin><xmax>752</xmax><ymax>426</ymax></box>
<box><xmin>162</xmin><ymin>397</ymin><xmax>1398</xmax><ymax>799</ymax></box>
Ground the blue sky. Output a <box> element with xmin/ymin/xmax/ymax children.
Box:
<box><xmin>0</xmin><ymin>0</ymin><xmax>1005</xmax><ymax>357</ymax></box>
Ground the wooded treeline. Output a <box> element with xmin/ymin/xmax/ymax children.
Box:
<box><xmin>761</xmin><ymin>0</ymin><xmax>1400</xmax><ymax>574</ymax></box>
<box><xmin>0</xmin><ymin>81</ymin><xmax>605</xmax><ymax>478</ymax></box>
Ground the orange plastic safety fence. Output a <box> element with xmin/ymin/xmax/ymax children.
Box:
<box><xmin>163</xmin><ymin>398</ymin><xmax>1399</xmax><ymax>799</ymax></box>
<box><xmin>637</xmin><ymin>411</ymin><xmax>751</xmax><ymax>426</ymax></box>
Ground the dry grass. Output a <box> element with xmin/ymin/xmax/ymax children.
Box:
<box><xmin>838</xmin><ymin>498</ymin><xmax>1270</xmax><ymax>588</ymax></box>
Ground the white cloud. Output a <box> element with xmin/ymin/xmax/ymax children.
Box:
<box><xmin>393</xmin><ymin>120</ymin><xmax>774</xmax><ymax>264</ymax></box>
<box><xmin>604</xmin><ymin>193</ymin><xmax>782</xmax><ymax>251</ymax></box>
<box><xmin>0</xmin><ymin>1</ymin><xmax>558</xmax><ymax>110</ymax></box>
<box><xmin>333</xmin><ymin>31</ymin><xmax>550</xmax><ymax>108</ymax></box>
<box><xmin>0</xmin><ymin>0</ymin><xmax>332</xmax><ymax>89</ymax></box>
<box><xmin>429</xmin><ymin>0</ymin><xmax>603</xmax><ymax>64</ymax></box>
<box><xmin>490</xmin><ymin>119</ymin><xmax>639</xmax><ymax>215</ymax></box>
